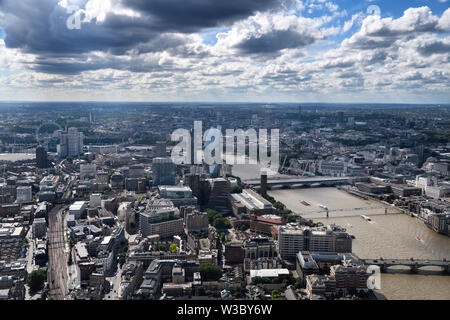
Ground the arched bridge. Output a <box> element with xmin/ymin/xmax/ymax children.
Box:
<box><xmin>362</xmin><ymin>258</ymin><xmax>450</xmax><ymax>273</ymax></box>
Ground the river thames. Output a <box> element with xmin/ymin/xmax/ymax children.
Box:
<box><xmin>267</xmin><ymin>187</ymin><xmax>450</xmax><ymax>300</ymax></box>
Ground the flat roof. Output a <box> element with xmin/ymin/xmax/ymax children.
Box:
<box><xmin>158</xmin><ymin>186</ymin><xmax>191</xmax><ymax>191</ymax></box>
<box><xmin>69</xmin><ymin>201</ymin><xmax>86</xmax><ymax>211</ymax></box>
<box><xmin>249</xmin><ymin>269</ymin><xmax>289</xmax><ymax>278</ymax></box>
<box><xmin>101</xmin><ymin>236</ymin><xmax>112</xmax><ymax>245</ymax></box>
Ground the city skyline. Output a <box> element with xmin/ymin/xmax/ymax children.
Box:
<box><xmin>0</xmin><ymin>102</ymin><xmax>448</xmax><ymax>301</ymax></box>
<box><xmin>0</xmin><ymin>0</ymin><xmax>449</xmax><ymax>103</ymax></box>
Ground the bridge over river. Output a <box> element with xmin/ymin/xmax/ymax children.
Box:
<box><xmin>362</xmin><ymin>258</ymin><xmax>450</xmax><ymax>273</ymax></box>
<box><xmin>243</xmin><ymin>176</ymin><xmax>350</xmax><ymax>189</ymax></box>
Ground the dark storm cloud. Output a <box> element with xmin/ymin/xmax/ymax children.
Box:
<box><xmin>233</xmin><ymin>29</ymin><xmax>318</xmax><ymax>55</ymax></box>
<box><xmin>0</xmin><ymin>0</ymin><xmax>163</xmax><ymax>55</ymax></box>
<box><xmin>0</xmin><ymin>0</ymin><xmax>280</xmax><ymax>74</ymax></box>
<box><xmin>416</xmin><ymin>40</ymin><xmax>450</xmax><ymax>56</ymax></box>
<box><xmin>322</xmin><ymin>60</ymin><xmax>355</xmax><ymax>70</ymax></box>
<box><xmin>122</xmin><ymin>0</ymin><xmax>280</xmax><ymax>32</ymax></box>
<box><xmin>344</xmin><ymin>36</ymin><xmax>396</xmax><ymax>50</ymax></box>
<box><xmin>32</xmin><ymin>54</ymin><xmax>186</xmax><ymax>75</ymax></box>
<box><xmin>0</xmin><ymin>0</ymin><xmax>280</xmax><ymax>55</ymax></box>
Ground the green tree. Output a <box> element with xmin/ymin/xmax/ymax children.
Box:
<box><xmin>158</xmin><ymin>244</ymin><xmax>168</xmax><ymax>251</ymax></box>
<box><xmin>237</xmin><ymin>223</ymin><xmax>249</xmax><ymax>232</ymax></box>
<box><xmin>286</xmin><ymin>215</ymin><xmax>297</xmax><ymax>223</ymax></box>
<box><xmin>231</xmin><ymin>186</ymin><xmax>243</xmax><ymax>194</ymax></box>
<box><xmin>27</xmin><ymin>270</ymin><xmax>46</xmax><ymax>292</ymax></box>
<box><xmin>199</xmin><ymin>263</ymin><xmax>222</xmax><ymax>281</ymax></box>
<box><xmin>273</xmin><ymin>201</ymin><xmax>285</xmax><ymax>211</ymax></box>
<box><xmin>206</xmin><ymin>208</ymin><xmax>221</xmax><ymax>223</ymax></box>
<box><xmin>118</xmin><ymin>252</ymin><xmax>126</xmax><ymax>266</ymax></box>
<box><xmin>213</xmin><ymin>217</ymin><xmax>231</xmax><ymax>230</ymax></box>
<box><xmin>219</xmin><ymin>232</ymin><xmax>226</xmax><ymax>243</ymax></box>
<box><xmin>169</xmin><ymin>243</ymin><xmax>177</xmax><ymax>253</ymax></box>
<box><xmin>271</xmin><ymin>290</ymin><xmax>283</xmax><ymax>300</ymax></box>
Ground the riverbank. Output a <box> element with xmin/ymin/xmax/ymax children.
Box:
<box><xmin>338</xmin><ymin>185</ymin><xmax>449</xmax><ymax>238</ymax></box>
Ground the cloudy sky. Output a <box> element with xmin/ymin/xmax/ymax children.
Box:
<box><xmin>0</xmin><ymin>0</ymin><xmax>449</xmax><ymax>103</ymax></box>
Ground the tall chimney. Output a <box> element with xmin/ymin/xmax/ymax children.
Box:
<box><xmin>261</xmin><ymin>172</ymin><xmax>267</xmax><ymax>198</ymax></box>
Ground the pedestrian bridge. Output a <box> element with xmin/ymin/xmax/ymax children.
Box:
<box><xmin>243</xmin><ymin>176</ymin><xmax>350</xmax><ymax>189</ymax></box>
<box><xmin>362</xmin><ymin>258</ymin><xmax>450</xmax><ymax>273</ymax></box>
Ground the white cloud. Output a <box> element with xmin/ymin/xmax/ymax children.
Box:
<box><xmin>0</xmin><ymin>2</ymin><xmax>449</xmax><ymax>102</ymax></box>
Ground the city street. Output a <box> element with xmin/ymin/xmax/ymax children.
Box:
<box><xmin>24</xmin><ymin>228</ymin><xmax>35</xmax><ymax>274</ymax></box>
<box><xmin>104</xmin><ymin>265</ymin><xmax>123</xmax><ymax>300</ymax></box>
<box><xmin>24</xmin><ymin>228</ymin><xmax>39</xmax><ymax>300</ymax></box>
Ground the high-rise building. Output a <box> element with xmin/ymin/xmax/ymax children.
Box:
<box><xmin>185</xmin><ymin>173</ymin><xmax>201</xmax><ymax>199</ymax></box>
<box><xmin>152</xmin><ymin>157</ymin><xmax>177</xmax><ymax>186</ymax></box>
<box><xmin>57</xmin><ymin>127</ymin><xmax>83</xmax><ymax>158</ymax></box>
<box><xmin>154</xmin><ymin>141</ymin><xmax>167</xmax><ymax>158</ymax></box>
<box><xmin>278</xmin><ymin>226</ymin><xmax>304</xmax><ymax>260</ymax></box>
<box><xmin>36</xmin><ymin>146</ymin><xmax>48</xmax><ymax>169</ymax></box>
<box><xmin>68</xmin><ymin>127</ymin><xmax>84</xmax><ymax>157</ymax></box>
<box><xmin>205</xmin><ymin>178</ymin><xmax>230</xmax><ymax>212</ymax></box>
<box><xmin>57</xmin><ymin>131</ymin><xmax>68</xmax><ymax>158</ymax></box>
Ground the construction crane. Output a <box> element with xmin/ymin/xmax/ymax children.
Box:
<box><xmin>279</xmin><ymin>155</ymin><xmax>288</xmax><ymax>174</ymax></box>
<box><xmin>296</xmin><ymin>160</ymin><xmax>316</xmax><ymax>176</ymax></box>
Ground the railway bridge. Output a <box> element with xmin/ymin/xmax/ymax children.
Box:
<box><xmin>243</xmin><ymin>176</ymin><xmax>350</xmax><ymax>189</ymax></box>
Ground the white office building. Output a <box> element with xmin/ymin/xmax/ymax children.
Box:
<box><xmin>68</xmin><ymin>127</ymin><xmax>84</xmax><ymax>157</ymax></box>
<box><xmin>278</xmin><ymin>225</ymin><xmax>304</xmax><ymax>260</ymax></box>
<box><xmin>69</xmin><ymin>201</ymin><xmax>87</xmax><ymax>219</ymax></box>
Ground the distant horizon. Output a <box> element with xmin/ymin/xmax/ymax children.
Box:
<box><xmin>0</xmin><ymin>101</ymin><xmax>449</xmax><ymax>106</ymax></box>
